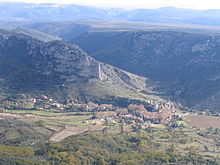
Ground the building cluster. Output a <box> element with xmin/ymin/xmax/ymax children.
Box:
<box><xmin>85</xmin><ymin>102</ymin><xmax>177</xmax><ymax>126</ymax></box>
<box><xmin>127</xmin><ymin>102</ymin><xmax>176</xmax><ymax>125</ymax></box>
<box><xmin>1</xmin><ymin>95</ymin><xmax>64</xmax><ymax>110</ymax></box>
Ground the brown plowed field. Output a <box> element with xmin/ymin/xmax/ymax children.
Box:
<box><xmin>186</xmin><ymin>114</ymin><xmax>220</xmax><ymax>129</ymax></box>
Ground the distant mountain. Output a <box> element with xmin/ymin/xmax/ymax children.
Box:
<box><xmin>72</xmin><ymin>30</ymin><xmax>220</xmax><ymax>111</ymax></box>
<box><xmin>1</xmin><ymin>2</ymin><xmax>220</xmax><ymax>26</ymax></box>
<box><xmin>0</xmin><ymin>2</ymin><xmax>124</xmax><ymax>21</ymax></box>
<box><xmin>0</xmin><ymin>29</ymin><xmax>163</xmax><ymax>105</ymax></box>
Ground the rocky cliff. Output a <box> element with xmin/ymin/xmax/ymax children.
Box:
<box><xmin>0</xmin><ymin>29</ymin><xmax>162</xmax><ymax>104</ymax></box>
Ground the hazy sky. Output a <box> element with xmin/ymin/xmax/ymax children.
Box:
<box><xmin>1</xmin><ymin>0</ymin><xmax>220</xmax><ymax>10</ymax></box>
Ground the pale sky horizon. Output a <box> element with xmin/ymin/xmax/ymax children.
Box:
<box><xmin>0</xmin><ymin>0</ymin><xmax>220</xmax><ymax>10</ymax></box>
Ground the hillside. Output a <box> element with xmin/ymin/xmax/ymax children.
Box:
<box><xmin>0</xmin><ymin>29</ymin><xmax>163</xmax><ymax>105</ymax></box>
<box><xmin>72</xmin><ymin>30</ymin><xmax>220</xmax><ymax>111</ymax></box>
<box><xmin>12</xmin><ymin>27</ymin><xmax>61</xmax><ymax>42</ymax></box>
<box><xmin>22</xmin><ymin>21</ymin><xmax>220</xmax><ymax>42</ymax></box>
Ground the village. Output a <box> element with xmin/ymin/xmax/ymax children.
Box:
<box><xmin>84</xmin><ymin>102</ymin><xmax>178</xmax><ymax>127</ymax></box>
<box><xmin>0</xmin><ymin>93</ymin><xmax>180</xmax><ymax>127</ymax></box>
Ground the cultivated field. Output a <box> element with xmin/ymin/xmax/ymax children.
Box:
<box><xmin>186</xmin><ymin>114</ymin><xmax>220</xmax><ymax>129</ymax></box>
<box><xmin>49</xmin><ymin>126</ymin><xmax>89</xmax><ymax>142</ymax></box>
<box><xmin>0</xmin><ymin>110</ymin><xmax>93</xmax><ymax>142</ymax></box>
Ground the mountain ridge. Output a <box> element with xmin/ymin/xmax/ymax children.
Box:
<box><xmin>1</xmin><ymin>2</ymin><xmax>220</xmax><ymax>26</ymax></box>
<box><xmin>0</xmin><ymin>28</ymin><xmax>164</xmax><ymax>105</ymax></box>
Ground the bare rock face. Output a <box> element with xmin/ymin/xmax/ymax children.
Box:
<box><xmin>0</xmin><ymin>30</ymin><xmax>134</xmax><ymax>82</ymax></box>
<box><xmin>0</xmin><ymin>29</ymin><xmax>152</xmax><ymax>103</ymax></box>
<box><xmin>0</xmin><ymin>31</ymin><xmax>100</xmax><ymax>81</ymax></box>
<box><xmin>28</xmin><ymin>40</ymin><xmax>100</xmax><ymax>81</ymax></box>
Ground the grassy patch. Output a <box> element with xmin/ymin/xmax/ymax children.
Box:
<box><xmin>5</xmin><ymin>109</ymin><xmax>91</xmax><ymax>116</ymax></box>
<box><xmin>176</xmin><ymin>120</ymin><xmax>188</xmax><ymax>127</ymax></box>
<box><xmin>66</xmin><ymin>121</ymin><xmax>89</xmax><ymax>126</ymax></box>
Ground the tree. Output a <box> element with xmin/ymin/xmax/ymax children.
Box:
<box><xmin>120</xmin><ymin>120</ymin><xmax>124</xmax><ymax>134</ymax></box>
